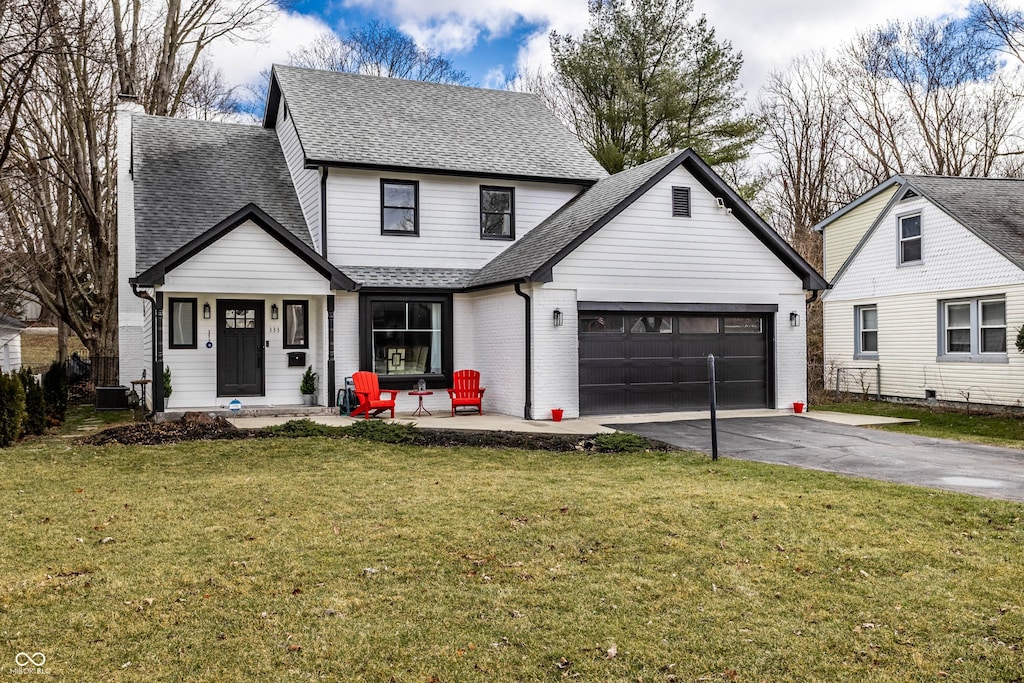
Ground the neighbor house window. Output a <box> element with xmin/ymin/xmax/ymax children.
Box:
<box><xmin>855</xmin><ymin>305</ymin><xmax>878</xmax><ymax>358</ymax></box>
<box><xmin>381</xmin><ymin>179</ymin><xmax>418</xmax><ymax>235</ymax></box>
<box><xmin>282</xmin><ymin>300</ymin><xmax>308</xmax><ymax>349</ymax></box>
<box><xmin>672</xmin><ymin>186</ymin><xmax>691</xmax><ymax>217</ymax></box>
<box><xmin>899</xmin><ymin>214</ymin><xmax>922</xmax><ymax>264</ymax></box>
<box><xmin>940</xmin><ymin>297</ymin><xmax>1006</xmax><ymax>360</ymax></box>
<box><xmin>361</xmin><ymin>295</ymin><xmax>453</xmax><ymax>386</ymax></box>
<box><xmin>480</xmin><ymin>186</ymin><xmax>514</xmax><ymax>240</ymax></box>
<box><xmin>168</xmin><ymin>298</ymin><xmax>197</xmax><ymax>349</ymax></box>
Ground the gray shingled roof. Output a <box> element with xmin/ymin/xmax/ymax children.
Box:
<box><xmin>342</xmin><ymin>266</ymin><xmax>478</xmax><ymax>289</ymax></box>
<box><xmin>132</xmin><ymin>114</ymin><xmax>312</xmax><ymax>274</ymax></box>
<box><xmin>902</xmin><ymin>175</ymin><xmax>1024</xmax><ymax>269</ymax></box>
<box><xmin>268</xmin><ymin>65</ymin><xmax>608</xmax><ymax>183</ymax></box>
<box><xmin>0</xmin><ymin>312</ymin><xmax>25</xmax><ymax>331</ymax></box>
<box><xmin>471</xmin><ymin>153</ymin><xmax>683</xmax><ymax>287</ymax></box>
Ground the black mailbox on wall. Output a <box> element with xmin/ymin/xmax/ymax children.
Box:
<box><xmin>287</xmin><ymin>352</ymin><xmax>306</xmax><ymax>367</ymax></box>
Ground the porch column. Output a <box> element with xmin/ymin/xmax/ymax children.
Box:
<box><xmin>327</xmin><ymin>295</ymin><xmax>335</xmax><ymax>410</ymax></box>
<box><xmin>153</xmin><ymin>291</ymin><xmax>165</xmax><ymax>412</ymax></box>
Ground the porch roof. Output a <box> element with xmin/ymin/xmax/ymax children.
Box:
<box><xmin>341</xmin><ymin>266</ymin><xmax>478</xmax><ymax>290</ymax></box>
<box><xmin>132</xmin><ymin>114</ymin><xmax>313</xmax><ymax>274</ymax></box>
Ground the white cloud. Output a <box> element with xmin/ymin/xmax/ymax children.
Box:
<box><xmin>205</xmin><ymin>8</ymin><xmax>333</xmax><ymax>88</ymax></box>
<box><xmin>481</xmin><ymin>65</ymin><xmax>508</xmax><ymax>89</ymax></box>
<box><xmin>693</xmin><ymin>0</ymin><xmax>973</xmax><ymax>92</ymax></box>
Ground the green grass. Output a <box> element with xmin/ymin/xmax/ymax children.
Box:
<box><xmin>817</xmin><ymin>400</ymin><xmax>1024</xmax><ymax>449</ymax></box>
<box><xmin>2</xmin><ymin>436</ymin><xmax>1023</xmax><ymax>681</ymax></box>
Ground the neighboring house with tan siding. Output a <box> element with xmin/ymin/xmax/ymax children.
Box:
<box><xmin>816</xmin><ymin>175</ymin><xmax>1024</xmax><ymax>407</ymax></box>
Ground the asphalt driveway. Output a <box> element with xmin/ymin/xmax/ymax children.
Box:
<box><xmin>607</xmin><ymin>415</ymin><xmax>1024</xmax><ymax>502</ymax></box>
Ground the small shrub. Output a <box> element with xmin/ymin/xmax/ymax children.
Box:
<box><xmin>0</xmin><ymin>373</ymin><xmax>26</xmax><ymax>447</ymax></box>
<box><xmin>341</xmin><ymin>419</ymin><xmax>417</xmax><ymax>444</ymax></box>
<box><xmin>593</xmin><ymin>431</ymin><xmax>651</xmax><ymax>453</ymax></box>
<box><xmin>300</xmin><ymin>366</ymin><xmax>317</xmax><ymax>395</ymax></box>
<box><xmin>42</xmin><ymin>362</ymin><xmax>68</xmax><ymax>424</ymax></box>
<box><xmin>264</xmin><ymin>419</ymin><xmax>342</xmax><ymax>438</ymax></box>
<box><xmin>163</xmin><ymin>366</ymin><xmax>173</xmax><ymax>402</ymax></box>
<box><xmin>18</xmin><ymin>369</ymin><xmax>47</xmax><ymax>436</ymax></box>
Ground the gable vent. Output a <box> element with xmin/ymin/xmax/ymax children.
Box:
<box><xmin>672</xmin><ymin>186</ymin><xmax>691</xmax><ymax>217</ymax></box>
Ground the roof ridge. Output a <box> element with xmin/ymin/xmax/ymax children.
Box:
<box><xmin>271</xmin><ymin>63</ymin><xmax>538</xmax><ymax>99</ymax></box>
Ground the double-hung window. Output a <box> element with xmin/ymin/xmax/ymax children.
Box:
<box><xmin>940</xmin><ymin>297</ymin><xmax>1006</xmax><ymax>360</ymax></box>
<box><xmin>899</xmin><ymin>214</ymin><xmax>922</xmax><ymax>264</ymax></box>
<box><xmin>381</xmin><ymin>179</ymin><xmax>418</xmax><ymax>235</ymax></box>
<box><xmin>855</xmin><ymin>305</ymin><xmax>878</xmax><ymax>358</ymax></box>
<box><xmin>480</xmin><ymin>186</ymin><xmax>514</xmax><ymax>239</ymax></box>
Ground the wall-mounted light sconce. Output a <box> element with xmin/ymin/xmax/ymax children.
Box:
<box><xmin>790</xmin><ymin>311</ymin><xmax>800</xmax><ymax>327</ymax></box>
<box><xmin>203</xmin><ymin>302</ymin><xmax>211</xmax><ymax>320</ymax></box>
<box><xmin>271</xmin><ymin>303</ymin><xmax>279</xmax><ymax>320</ymax></box>
<box><xmin>553</xmin><ymin>309</ymin><xmax>563</xmax><ymax>327</ymax></box>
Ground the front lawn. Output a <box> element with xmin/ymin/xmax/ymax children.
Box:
<box><xmin>816</xmin><ymin>400</ymin><xmax>1024</xmax><ymax>449</ymax></box>
<box><xmin>2</xmin><ymin>435</ymin><xmax>1022</xmax><ymax>681</ymax></box>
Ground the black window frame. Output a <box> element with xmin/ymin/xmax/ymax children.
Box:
<box><xmin>380</xmin><ymin>179</ymin><xmax>419</xmax><ymax>236</ymax></box>
<box><xmin>282</xmin><ymin>299</ymin><xmax>309</xmax><ymax>349</ymax></box>
<box><xmin>359</xmin><ymin>293</ymin><xmax>453</xmax><ymax>390</ymax></box>
<box><xmin>480</xmin><ymin>185</ymin><xmax>515</xmax><ymax>240</ymax></box>
<box><xmin>672</xmin><ymin>186</ymin><xmax>691</xmax><ymax>218</ymax></box>
<box><xmin>168</xmin><ymin>297</ymin><xmax>197</xmax><ymax>349</ymax></box>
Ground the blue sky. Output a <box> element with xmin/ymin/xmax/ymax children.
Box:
<box><xmin>210</xmin><ymin>0</ymin><xmax>1000</xmax><ymax>97</ymax></box>
<box><xmin>283</xmin><ymin>0</ymin><xmax>536</xmax><ymax>87</ymax></box>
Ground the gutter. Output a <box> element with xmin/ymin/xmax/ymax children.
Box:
<box><xmin>130</xmin><ymin>281</ymin><xmax>162</xmax><ymax>416</ymax></box>
<box><xmin>514</xmin><ymin>283</ymin><xmax>532</xmax><ymax>420</ymax></box>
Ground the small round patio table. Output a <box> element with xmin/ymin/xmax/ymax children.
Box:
<box><xmin>409</xmin><ymin>390</ymin><xmax>433</xmax><ymax>417</ymax></box>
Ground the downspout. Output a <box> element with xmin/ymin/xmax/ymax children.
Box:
<box><xmin>131</xmin><ymin>282</ymin><xmax>162</xmax><ymax>416</ymax></box>
<box><xmin>514</xmin><ymin>283</ymin><xmax>532</xmax><ymax>420</ymax></box>
<box><xmin>806</xmin><ymin>289</ymin><xmax>821</xmax><ymax>305</ymax></box>
<box><xmin>320</xmin><ymin>167</ymin><xmax>328</xmax><ymax>259</ymax></box>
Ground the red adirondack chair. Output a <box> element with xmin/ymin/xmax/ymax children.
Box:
<box><xmin>448</xmin><ymin>369</ymin><xmax>485</xmax><ymax>416</ymax></box>
<box><xmin>349</xmin><ymin>371</ymin><xmax>398</xmax><ymax>419</ymax></box>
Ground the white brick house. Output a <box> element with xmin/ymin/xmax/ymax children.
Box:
<box><xmin>118</xmin><ymin>65</ymin><xmax>825</xmax><ymax>418</ymax></box>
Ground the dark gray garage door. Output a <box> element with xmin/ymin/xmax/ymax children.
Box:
<box><xmin>578</xmin><ymin>311</ymin><xmax>773</xmax><ymax>415</ymax></box>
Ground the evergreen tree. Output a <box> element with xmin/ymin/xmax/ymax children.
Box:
<box><xmin>549</xmin><ymin>0</ymin><xmax>759</xmax><ymax>173</ymax></box>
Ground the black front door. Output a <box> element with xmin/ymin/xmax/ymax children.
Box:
<box><xmin>217</xmin><ymin>300</ymin><xmax>264</xmax><ymax>396</ymax></box>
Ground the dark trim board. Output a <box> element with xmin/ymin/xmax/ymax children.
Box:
<box><xmin>134</xmin><ymin>203</ymin><xmax>356</xmax><ymax>291</ymax></box>
<box><xmin>579</xmin><ymin>302</ymin><xmax>779</xmax><ymax>314</ymax></box>
<box><xmin>357</xmin><ymin>292</ymin><xmax>454</xmax><ymax>391</ymax></box>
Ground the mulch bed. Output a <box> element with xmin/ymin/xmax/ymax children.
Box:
<box><xmin>80</xmin><ymin>412</ymin><xmax>675</xmax><ymax>453</ymax></box>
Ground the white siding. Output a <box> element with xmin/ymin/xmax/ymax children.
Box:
<box><xmin>822</xmin><ymin>187</ymin><xmax>897</xmax><ymax>281</ymax></box>
<box><xmin>161</xmin><ymin>293</ymin><xmax>327</xmax><ymax>408</ymax></box>
<box><xmin>552</xmin><ymin>166</ymin><xmax>808</xmax><ymax>410</ymax></box>
<box><xmin>825</xmin><ymin>196</ymin><xmax>1024</xmax><ymax>302</ymax></box>
<box><xmin>324</xmin><ymin>169</ymin><xmax>582</xmax><ymax>269</ymax></box>
<box><xmin>275</xmin><ymin>100</ymin><xmax>321</xmax><ymax>252</ymax></box>
<box><xmin>824</xmin><ymin>284</ymin><xmax>1024</xmax><ymax>406</ymax></box>
<box><xmin>555</xmin><ymin>167</ymin><xmax>803</xmax><ymax>303</ymax></box>
<box><xmin>0</xmin><ymin>332</ymin><xmax>21</xmax><ymax>372</ymax></box>
<box><xmin>163</xmin><ymin>221</ymin><xmax>331</xmax><ymax>295</ymax></box>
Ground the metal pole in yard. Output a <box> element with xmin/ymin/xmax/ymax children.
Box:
<box><xmin>876</xmin><ymin>364</ymin><xmax>882</xmax><ymax>402</ymax></box>
<box><xmin>707</xmin><ymin>354</ymin><xmax>718</xmax><ymax>461</ymax></box>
